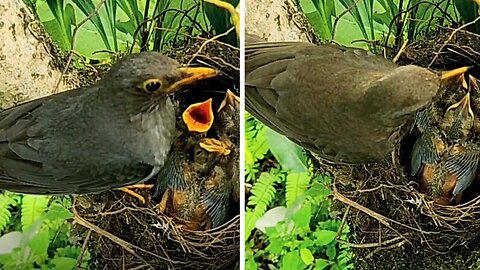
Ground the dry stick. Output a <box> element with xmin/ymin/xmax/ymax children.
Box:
<box><xmin>332</xmin><ymin>0</ymin><xmax>362</xmax><ymax>43</ymax></box>
<box><xmin>54</xmin><ymin>0</ymin><xmax>108</xmax><ymax>92</ymax></box>
<box><xmin>152</xmin><ymin>27</ymin><xmax>240</xmax><ymax>51</ymax></box>
<box><xmin>365</xmin><ymin>239</ymin><xmax>408</xmax><ymax>260</ymax></box>
<box><xmin>76</xmin><ymin>229</ymin><xmax>92</xmax><ymax>267</ymax></box>
<box><xmin>428</xmin><ymin>16</ymin><xmax>480</xmax><ymax>68</ymax></box>
<box><xmin>337</xmin><ymin>235</ymin><xmax>406</xmax><ymax>248</ymax></box>
<box><xmin>72</xmin><ymin>213</ymin><xmax>182</xmax><ymax>265</ymax></box>
<box><xmin>333</xmin><ymin>184</ymin><xmax>425</xmax><ymax>246</ymax></box>
<box><xmin>71</xmin><ymin>202</ymin><xmax>179</xmax><ymax>265</ymax></box>
<box><xmin>393</xmin><ymin>39</ymin><xmax>409</xmax><ymax>63</ymax></box>
<box><xmin>446</xmin><ymin>47</ymin><xmax>480</xmax><ymax>66</ymax></box>
<box><xmin>336</xmin><ymin>205</ymin><xmax>350</xmax><ymax>240</ymax></box>
<box><xmin>186</xmin><ymin>27</ymin><xmax>235</xmax><ymax>66</ymax></box>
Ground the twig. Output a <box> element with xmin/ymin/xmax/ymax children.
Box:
<box><xmin>337</xmin><ymin>235</ymin><xmax>406</xmax><ymax>248</ymax></box>
<box><xmin>393</xmin><ymin>39</ymin><xmax>409</xmax><ymax>63</ymax></box>
<box><xmin>428</xmin><ymin>16</ymin><xmax>480</xmax><ymax>68</ymax></box>
<box><xmin>76</xmin><ymin>229</ymin><xmax>92</xmax><ymax>267</ymax></box>
<box><xmin>187</xmin><ymin>27</ymin><xmax>235</xmax><ymax>66</ymax></box>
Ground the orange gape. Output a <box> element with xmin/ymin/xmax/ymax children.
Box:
<box><xmin>182</xmin><ymin>98</ymin><xmax>214</xmax><ymax>133</ymax></box>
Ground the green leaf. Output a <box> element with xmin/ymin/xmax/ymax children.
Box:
<box><xmin>326</xmin><ymin>243</ymin><xmax>337</xmax><ymax>260</ymax></box>
<box><xmin>282</xmin><ymin>250</ymin><xmax>306</xmax><ymax>270</ymax></box>
<box><xmin>299</xmin><ymin>0</ymin><xmax>332</xmax><ymax>40</ymax></box>
<box><xmin>72</xmin><ymin>0</ymin><xmax>112</xmax><ymax>50</ymax></box>
<box><xmin>43</xmin><ymin>204</ymin><xmax>73</xmax><ymax>222</ymax></box>
<box><xmin>266</xmin><ymin>235</ymin><xmax>285</xmax><ymax>255</ymax></box>
<box><xmin>0</xmin><ymin>193</ymin><xmax>15</xmax><ymax>233</ymax></box>
<box><xmin>337</xmin><ymin>0</ymin><xmax>369</xmax><ymax>39</ymax></box>
<box><xmin>315</xmin><ymin>259</ymin><xmax>330</xmax><ymax>270</ymax></box>
<box><xmin>204</xmin><ymin>0</ymin><xmax>239</xmax><ymax>45</ymax></box>
<box><xmin>21</xmin><ymin>195</ymin><xmax>49</xmax><ymax>231</ymax></box>
<box><xmin>266</xmin><ymin>128</ymin><xmax>307</xmax><ymax>172</ymax></box>
<box><xmin>454</xmin><ymin>0</ymin><xmax>480</xmax><ymax>33</ymax></box>
<box><xmin>313</xmin><ymin>230</ymin><xmax>337</xmax><ymax>246</ymax></box>
<box><xmin>300</xmin><ymin>248</ymin><xmax>315</xmax><ymax>265</ymax></box>
<box><xmin>291</xmin><ymin>204</ymin><xmax>311</xmax><ymax>229</ymax></box>
<box><xmin>245</xmin><ymin>172</ymin><xmax>277</xmax><ymax>239</ymax></box>
<box><xmin>51</xmin><ymin>256</ymin><xmax>77</xmax><ymax>270</ymax></box>
<box><xmin>286</xmin><ymin>172</ymin><xmax>311</xmax><ymax>206</ymax></box>
<box><xmin>28</xmin><ymin>229</ymin><xmax>50</xmax><ymax>264</ymax></box>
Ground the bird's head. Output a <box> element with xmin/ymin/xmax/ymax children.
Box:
<box><xmin>100</xmin><ymin>52</ymin><xmax>218</xmax><ymax>102</ymax></box>
<box><xmin>362</xmin><ymin>65</ymin><xmax>441</xmax><ymax>126</ymax></box>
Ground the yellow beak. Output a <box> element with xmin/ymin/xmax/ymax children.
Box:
<box><xmin>166</xmin><ymin>67</ymin><xmax>218</xmax><ymax>93</ymax></box>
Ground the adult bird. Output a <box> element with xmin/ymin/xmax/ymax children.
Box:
<box><xmin>0</xmin><ymin>52</ymin><xmax>217</xmax><ymax>195</ymax></box>
<box><xmin>245</xmin><ymin>35</ymin><xmax>465</xmax><ymax>164</ymax></box>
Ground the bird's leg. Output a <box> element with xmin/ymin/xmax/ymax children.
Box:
<box><xmin>118</xmin><ymin>184</ymin><xmax>154</xmax><ymax>204</ymax></box>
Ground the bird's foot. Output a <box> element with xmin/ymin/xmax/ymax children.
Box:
<box><xmin>118</xmin><ymin>184</ymin><xmax>154</xmax><ymax>204</ymax></box>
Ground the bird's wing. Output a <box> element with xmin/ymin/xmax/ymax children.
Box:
<box><xmin>447</xmin><ymin>148</ymin><xmax>480</xmax><ymax>196</ymax></box>
<box><xmin>0</xmin><ymin>90</ymin><xmax>151</xmax><ymax>194</ymax></box>
<box><xmin>246</xmin><ymin>41</ymin><xmax>400</xmax><ymax>163</ymax></box>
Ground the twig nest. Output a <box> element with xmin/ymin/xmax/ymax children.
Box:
<box><xmin>324</xmin><ymin>29</ymin><xmax>480</xmax><ymax>264</ymax></box>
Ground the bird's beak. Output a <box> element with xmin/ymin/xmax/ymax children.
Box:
<box><xmin>441</xmin><ymin>66</ymin><xmax>470</xmax><ymax>86</ymax></box>
<box><xmin>469</xmin><ymin>74</ymin><xmax>479</xmax><ymax>93</ymax></box>
<box><xmin>446</xmin><ymin>91</ymin><xmax>474</xmax><ymax>118</ymax></box>
<box><xmin>166</xmin><ymin>67</ymin><xmax>218</xmax><ymax>94</ymax></box>
<box><xmin>198</xmin><ymin>138</ymin><xmax>232</xmax><ymax>156</ymax></box>
<box><xmin>218</xmin><ymin>89</ymin><xmax>240</xmax><ymax>112</ymax></box>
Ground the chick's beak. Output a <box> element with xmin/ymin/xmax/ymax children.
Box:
<box><xmin>182</xmin><ymin>98</ymin><xmax>214</xmax><ymax>133</ymax></box>
<box><xmin>166</xmin><ymin>67</ymin><xmax>218</xmax><ymax>93</ymax></box>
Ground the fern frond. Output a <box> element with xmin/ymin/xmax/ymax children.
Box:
<box><xmin>246</xmin><ymin>172</ymin><xmax>277</xmax><ymax>239</ymax></box>
<box><xmin>245</xmin><ymin>114</ymin><xmax>269</xmax><ymax>163</ymax></box>
<box><xmin>21</xmin><ymin>195</ymin><xmax>50</xmax><ymax>231</ymax></box>
<box><xmin>285</xmin><ymin>172</ymin><xmax>311</xmax><ymax>206</ymax></box>
<box><xmin>0</xmin><ymin>192</ymin><xmax>16</xmax><ymax>233</ymax></box>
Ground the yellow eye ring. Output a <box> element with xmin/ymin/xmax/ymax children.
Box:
<box><xmin>141</xmin><ymin>79</ymin><xmax>163</xmax><ymax>93</ymax></box>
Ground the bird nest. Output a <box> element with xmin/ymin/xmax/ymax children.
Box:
<box><xmin>322</xmin><ymin>28</ymin><xmax>480</xmax><ymax>262</ymax></box>
<box><xmin>71</xmin><ymin>37</ymin><xmax>239</xmax><ymax>269</ymax></box>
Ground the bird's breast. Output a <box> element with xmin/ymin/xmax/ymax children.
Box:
<box><xmin>130</xmin><ymin>99</ymin><xmax>175</xmax><ymax>168</ymax></box>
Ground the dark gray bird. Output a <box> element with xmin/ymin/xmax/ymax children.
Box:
<box><xmin>0</xmin><ymin>52</ymin><xmax>217</xmax><ymax>194</ymax></box>
<box><xmin>245</xmin><ymin>36</ymin><xmax>464</xmax><ymax>164</ymax></box>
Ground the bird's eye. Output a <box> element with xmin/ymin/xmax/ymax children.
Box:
<box><xmin>141</xmin><ymin>79</ymin><xmax>163</xmax><ymax>93</ymax></box>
